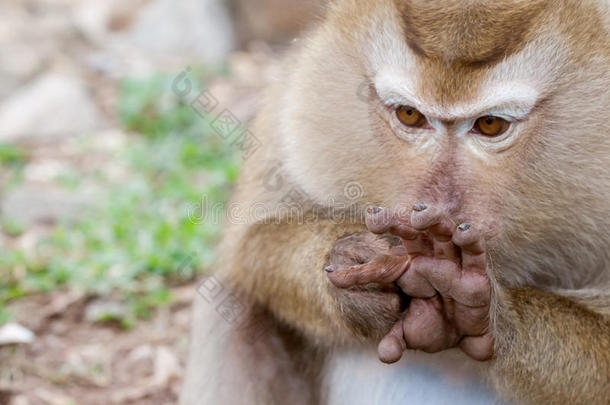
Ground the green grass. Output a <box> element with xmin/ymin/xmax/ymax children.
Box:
<box><xmin>0</xmin><ymin>72</ymin><xmax>240</xmax><ymax>326</ymax></box>
<box><xmin>0</xmin><ymin>144</ymin><xmax>28</xmax><ymax>167</ymax></box>
<box><xmin>0</xmin><ymin>143</ymin><xmax>27</xmax><ymax>194</ymax></box>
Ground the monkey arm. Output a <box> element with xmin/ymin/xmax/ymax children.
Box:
<box><xmin>221</xmin><ymin>219</ymin><xmax>361</xmax><ymax>341</ymax></box>
<box><xmin>492</xmin><ymin>287</ymin><xmax>610</xmax><ymax>405</ymax></box>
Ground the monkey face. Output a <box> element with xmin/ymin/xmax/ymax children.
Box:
<box><xmin>279</xmin><ymin>0</ymin><xmax>610</xmax><ymax>287</ymax></box>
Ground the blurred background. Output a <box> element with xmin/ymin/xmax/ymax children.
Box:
<box><xmin>0</xmin><ymin>1</ymin><xmax>321</xmax><ymax>404</ymax></box>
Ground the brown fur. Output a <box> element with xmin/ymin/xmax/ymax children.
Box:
<box><xmin>396</xmin><ymin>0</ymin><xmax>550</xmax><ymax>104</ymax></box>
<box><xmin>182</xmin><ymin>1</ymin><xmax>610</xmax><ymax>404</ymax></box>
<box><xmin>493</xmin><ymin>288</ymin><xmax>610</xmax><ymax>405</ymax></box>
<box><xmin>396</xmin><ymin>0</ymin><xmax>548</xmax><ymax>62</ymax></box>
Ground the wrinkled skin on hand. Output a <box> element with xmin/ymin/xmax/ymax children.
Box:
<box><xmin>327</xmin><ymin>205</ymin><xmax>493</xmax><ymax>363</ymax></box>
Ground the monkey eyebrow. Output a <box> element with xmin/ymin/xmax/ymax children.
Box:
<box><xmin>374</xmin><ymin>69</ymin><xmax>423</xmax><ymax>109</ymax></box>
<box><xmin>375</xmin><ymin>71</ymin><xmax>539</xmax><ymax>121</ymax></box>
<box><xmin>441</xmin><ymin>83</ymin><xmax>540</xmax><ymax>121</ymax></box>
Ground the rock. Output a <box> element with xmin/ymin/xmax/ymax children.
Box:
<box><xmin>152</xmin><ymin>346</ymin><xmax>181</xmax><ymax>387</ymax></box>
<box><xmin>83</xmin><ymin>51</ymin><xmax>125</xmax><ymax>76</ymax></box>
<box><xmin>72</xmin><ymin>1</ymin><xmax>115</xmax><ymax>44</ymax></box>
<box><xmin>9</xmin><ymin>395</ymin><xmax>30</xmax><ymax>405</ymax></box>
<box><xmin>66</xmin><ymin>344</ymin><xmax>112</xmax><ymax>387</ymax></box>
<box><xmin>23</xmin><ymin>160</ymin><xmax>73</xmax><ymax>183</ymax></box>
<box><xmin>44</xmin><ymin>291</ymin><xmax>87</xmax><ymax>319</ymax></box>
<box><xmin>109</xmin><ymin>386</ymin><xmax>155</xmax><ymax>404</ymax></box>
<box><xmin>0</xmin><ymin>323</ymin><xmax>35</xmax><ymax>345</ymax></box>
<box><xmin>127</xmin><ymin>0</ymin><xmax>234</xmax><ymax>64</ymax></box>
<box><xmin>33</xmin><ymin>388</ymin><xmax>75</xmax><ymax>405</ymax></box>
<box><xmin>1</xmin><ymin>185</ymin><xmax>98</xmax><ymax>227</ymax></box>
<box><xmin>0</xmin><ymin>74</ymin><xmax>103</xmax><ymax>142</ymax></box>
<box><xmin>0</xmin><ymin>45</ymin><xmax>43</xmax><ymax>99</ymax></box>
<box><xmin>89</xmin><ymin>128</ymin><xmax>128</xmax><ymax>152</ymax></box>
<box><xmin>128</xmin><ymin>344</ymin><xmax>154</xmax><ymax>363</ymax></box>
<box><xmin>84</xmin><ymin>300</ymin><xmax>127</xmax><ymax>323</ymax></box>
<box><xmin>72</xmin><ymin>0</ymin><xmax>148</xmax><ymax>44</ymax></box>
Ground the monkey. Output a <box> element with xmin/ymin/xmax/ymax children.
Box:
<box><xmin>180</xmin><ymin>0</ymin><xmax>610</xmax><ymax>404</ymax></box>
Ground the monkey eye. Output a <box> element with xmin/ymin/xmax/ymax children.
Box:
<box><xmin>473</xmin><ymin>116</ymin><xmax>510</xmax><ymax>137</ymax></box>
<box><xmin>395</xmin><ymin>106</ymin><xmax>427</xmax><ymax>128</ymax></box>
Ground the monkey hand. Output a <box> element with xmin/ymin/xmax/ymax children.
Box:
<box><xmin>326</xmin><ymin>205</ymin><xmax>493</xmax><ymax>363</ymax></box>
<box><xmin>326</xmin><ymin>231</ymin><xmax>407</xmax><ymax>340</ymax></box>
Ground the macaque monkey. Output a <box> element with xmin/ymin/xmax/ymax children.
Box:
<box><xmin>181</xmin><ymin>0</ymin><xmax>610</xmax><ymax>404</ymax></box>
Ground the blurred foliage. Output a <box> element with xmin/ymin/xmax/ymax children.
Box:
<box><xmin>0</xmin><ymin>143</ymin><xmax>27</xmax><ymax>195</ymax></box>
<box><xmin>0</xmin><ymin>73</ymin><xmax>240</xmax><ymax>326</ymax></box>
<box><xmin>0</xmin><ymin>144</ymin><xmax>28</xmax><ymax>166</ymax></box>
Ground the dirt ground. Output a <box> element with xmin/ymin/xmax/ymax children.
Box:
<box><xmin>1</xmin><ymin>285</ymin><xmax>195</xmax><ymax>405</ymax></box>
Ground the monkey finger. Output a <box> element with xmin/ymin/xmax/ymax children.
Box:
<box><xmin>453</xmin><ymin>223</ymin><xmax>487</xmax><ymax>274</ymax></box>
<box><xmin>396</xmin><ymin>264</ymin><xmax>437</xmax><ymax>298</ymax></box>
<box><xmin>410</xmin><ymin>204</ymin><xmax>454</xmax><ymax>236</ymax></box>
<box><xmin>451</xmin><ymin>271</ymin><xmax>491</xmax><ymax>307</ymax></box>
<box><xmin>403</xmin><ymin>297</ymin><xmax>459</xmax><ymax>353</ymax></box>
<box><xmin>433</xmin><ymin>240</ymin><xmax>461</xmax><ymax>264</ymax></box>
<box><xmin>326</xmin><ymin>254</ymin><xmax>409</xmax><ymax>288</ymax></box>
<box><xmin>411</xmin><ymin>205</ymin><xmax>460</xmax><ymax>262</ymax></box>
<box><xmin>405</xmin><ymin>256</ymin><xmax>460</xmax><ymax>298</ymax></box>
<box><xmin>453</xmin><ymin>302</ymin><xmax>490</xmax><ymax>336</ymax></box>
<box><xmin>450</xmin><ymin>223</ymin><xmax>491</xmax><ymax>306</ymax></box>
<box><xmin>459</xmin><ymin>333</ymin><xmax>494</xmax><ymax>362</ymax></box>
<box><xmin>378</xmin><ymin>318</ymin><xmax>407</xmax><ymax>364</ymax></box>
<box><xmin>452</xmin><ymin>223</ymin><xmax>485</xmax><ymax>255</ymax></box>
<box><xmin>405</xmin><ymin>256</ymin><xmax>489</xmax><ymax>307</ymax></box>
<box><xmin>366</xmin><ymin>206</ymin><xmax>433</xmax><ymax>257</ymax></box>
<box><xmin>402</xmin><ymin>233</ymin><xmax>433</xmax><ymax>257</ymax></box>
<box><xmin>389</xmin><ymin>245</ymin><xmax>408</xmax><ymax>256</ymax></box>
<box><xmin>366</xmin><ymin>206</ymin><xmax>420</xmax><ymax>241</ymax></box>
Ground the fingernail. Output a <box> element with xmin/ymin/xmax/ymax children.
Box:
<box><xmin>458</xmin><ymin>223</ymin><xmax>472</xmax><ymax>232</ymax></box>
<box><xmin>413</xmin><ymin>204</ymin><xmax>428</xmax><ymax>212</ymax></box>
<box><xmin>367</xmin><ymin>206</ymin><xmax>383</xmax><ymax>215</ymax></box>
<box><xmin>325</xmin><ymin>265</ymin><xmax>336</xmax><ymax>273</ymax></box>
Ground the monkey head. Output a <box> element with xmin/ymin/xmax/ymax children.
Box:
<box><xmin>278</xmin><ymin>0</ymin><xmax>610</xmax><ymax>288</ymax></box>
